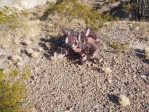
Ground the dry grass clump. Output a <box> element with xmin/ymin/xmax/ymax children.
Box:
<box><xmin>0</xmin><ymin>20</ymin><xmax>41</xmax><ymax>48</ymax></box>
<box><xmin>119</xmin><ymin>94</ymin><xmax>130</xmax><ymax>107</ymax></box>
<box><xmin>0</xmin><ymin>6</ymin><xmax>30</xmax><ymax>29</ymax></box>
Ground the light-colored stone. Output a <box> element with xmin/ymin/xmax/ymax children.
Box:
<box><xmin>38</xmin><ymin>47</ymin><xmax>43</xmax><ymax>52</ymax></box>
<box><xmin>31</xmin><ymin>52</ymin><xmax>39</xmax><ymax>59</ymax></box>
<box><xmin>135</xmin><ymin>27</ymin><xmax>140</xmax><ymax>31</ymax></box>
<box><xmin>144</xmin><ymin>46</ymin><xmax>149</xmax><ymax>59</ymax></box>
<box><xmin>51</xmin><ymin>52</ymin><xmax>65</xmax><ymax>61</ymax></box>
<box><xmin>65</xmin><ymin>108</ymin><xmax>73</xmax><ymax>112</ymax></box>
<box><xmin>13</xmin><ymin>38</ymin><xmax>20</xmax><ymax>44</ymax></box>
<box><xmin>129</xmin><ymin>24</ymin><xmax>133</xmax><ymax>28</ymax></box>
<box><xmin>24</xmin><ymin>40</ymin><xmax>32</xmax><ymax>46</ymax></box>
<box><xmin>26</xmin><ymin>48</ymin><xmax>34</xmax><ymax>54</ymax></box>
<box><xmin>12</xmin><ymin>55</ymin><xmax>22</xmax><ymax>62</ymax></box>
<box><xmin>102</xmin><ymin>67</ymin><xmax>112</xmax><ymax>74</ymax></box>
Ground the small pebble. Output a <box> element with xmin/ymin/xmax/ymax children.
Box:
<box><xmin>31</xmin><ymin>52</ymin><xmax>39</xmax><ymax>59</ymax></box>
<box><xmin>144</xmin><ymin>46</ymin><xmax>149</xmax><ymax>59</ymax></box>
<box><xmin>135</xmin><ymin>27</ymin><xmax>140</xmax><ymax>31</ymax></box>
<box><xmin>12</xmin><ymin>55</ymin><xmax>22</xmax><ymax>62</ymax></box>
<box><xmin>102</xmin><ymin>67</ymin><xmax>112</xmax><ymax>74</ymax></box>
<box><xmin>129</xmin><ymin>24</ymin><xmax>133</xmax><ymax>28</ymax></box>
<box><xmin>24</xmin><ymin>40</ymin><xmax>32</xmax><ymax>46</ymax></box>
<box><xmin>26</xmin><ymin>48</ymin><xmax>34</xmax><ymax>54</ymax></box>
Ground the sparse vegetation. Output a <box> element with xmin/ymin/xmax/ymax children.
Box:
<box><xmin>0</xmin><ymin>6</ymin><xmax>29</xmax><ymax>29</ymax></box>
<box><xmin>107</xmin><ymin>39</ymin><xmax>129</xmax><ymax>53</ymax></box>
<box><xmin>0</xmin><ymin>0</ymin><xmax>148</xmax><ymax>111</ymax></box>
<box><xmin>122</xmin><ymin>3</ymin><xmax>131</xmax><ymax>13</ymax></box>
<box><xmin>0</xmin><ymin>10</ymin><xmax>18</xmax><ymax>24</ymax></box>
<box><xmin>0</xmin><ymin>65</ymin><xmax>30</xmax><ymax>112</ymax></box>
<box><xmin>43</xmin><ymin>0</ymin><xmax>110</xmax><ymax>30</ymax></box>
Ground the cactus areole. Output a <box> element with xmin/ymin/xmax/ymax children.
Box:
<box><xmin>55</xmin><ymin>28</ymin><xmax>100</xmax><ymax>64</ymax></box>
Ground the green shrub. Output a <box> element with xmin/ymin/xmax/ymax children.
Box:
<box><xmin>0</xmin><ymin>65</ymin><xmax>30</xmax><ymax>112</ymax></box>
<box><xmin>0</xmin><ymin>7</ymin><xmax>29</xmax><ymax>29</ymax></box>
<box><xmin>122</xmin><ymin>3</ymin><xmax>131</xmax><ymax>13</ymax></box>
<box><xmin>107</xmin><ymin>39</ymin><xmax>129</xmax><ymax>53</ymax></box>
<box><xmin>0</xmin><ymin>7</ymin><xmax>19</xmax><ymax>24</ymax></box>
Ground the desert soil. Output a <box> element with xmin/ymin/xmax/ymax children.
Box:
<box><xmin>0</xmin><ymin>6</ymin><xmax>149</xmax><ymax>112</ymax></box>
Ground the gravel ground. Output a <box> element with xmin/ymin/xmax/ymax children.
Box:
<box><xmin>0</xmin><ymin>20</ymin><xmax>149</xmax><ymax>112</ymax></box>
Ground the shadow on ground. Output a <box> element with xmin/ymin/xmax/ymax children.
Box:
<box><xmin>107</xmin><ymin>94</ymin><xmax>119</xmax><ymax>104</ymax></box>
<box><xmin>38</xmin><ymin>36</ymin><xmax>82</xmax><ymax>64</ymax></box>
<box><xmin>39</xmin><ymin>35</ymin><xmax>64</xmax><ymax>59</ymax></box>
<box><xmin>135</xmin><ymin>49</ymin><xmax>149</xmax><ymax>64</ymax></box>
<box><xmin>102</xmin><ymin>1</ymin><xmax>133</xmax><ymax>20</ymax></box>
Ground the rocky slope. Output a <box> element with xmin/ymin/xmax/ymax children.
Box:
<box><xmin>0</xmin><ymin>3</ymin><xmax>149</xmax><ymax>112</ymax></box>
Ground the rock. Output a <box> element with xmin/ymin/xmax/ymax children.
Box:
<box><xmin>13</xmin><ymin>38</ymin><xmax>20</xmax><ymax>44</ymax></box>
<box><xmin>15</xmin><ymin>47</ymin><xmax>21</xmax><ymax>53</ymax></box>
<box><xmin>119</xmin><ymin>94</ymin><xmax>130</xmax><ymax>107</ymax></box>
<box><xmin>26</xmin><ymin>48</ymin><xmax>34</xmax><ymax>54</ymax></box>
<box><xmin>107</xmin><ymin>78</ymin><xmax>112</xmax><ymax>83</ymax></box>
<box><xmin>12</xmin><ymin>55</ymin><xmax>22</xmax><ymax>62</ymax></box>
<box><xmin>38</xmin><ymin>47</ymin><xmax>43</xmax><ymax>52</ymax></box>
<box><xmin>135</xmin><ymin>27</ymin><xmax>140</xmax><ymax>31</ymax></box>
<box><xmin>51</xmin><ymin>52</ymin><xmax>65</xmax><ymax>61</ymax></box>
<box><xmin>102</xmin><ymin>67</ymin><xmax>112</xmax><ymax>74</ymax></box>
<box><xmin>24</xmin><ymin>40</ymin><xmax>32</xmax><ymax>46</ymax></box>
<box><xmin>144</xmin><ymin>46</ymin><xmax>149</xmax><ymax>59</ymax></box>
<box><xmin>129</xmin><ymin>24</ymin><xmax>133</xmax><ymax>28</ymax></box>
<box><xmin>17</xmin><ymin>61</ymin><xmax>24</xmax><ymax>67</ymax></box>
<box><xmin>31</xmin><ymin>52</ymin><xmax>39</xmax><ymax>59</ymax></box>
<box><xmin>132</xmin><ymin>21</ymin><xmax>136</xmax><ymax>24</ymax></box>
<box><xmin>65</xmin><ymin>108</ymin><xmax>73</xmax><ymax>112</ymax></box>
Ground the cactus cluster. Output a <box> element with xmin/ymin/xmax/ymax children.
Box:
<box><xmin>54</xmin><ymin>28</ymin><xmax>100</xmax><ymax>64</ymax></box>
